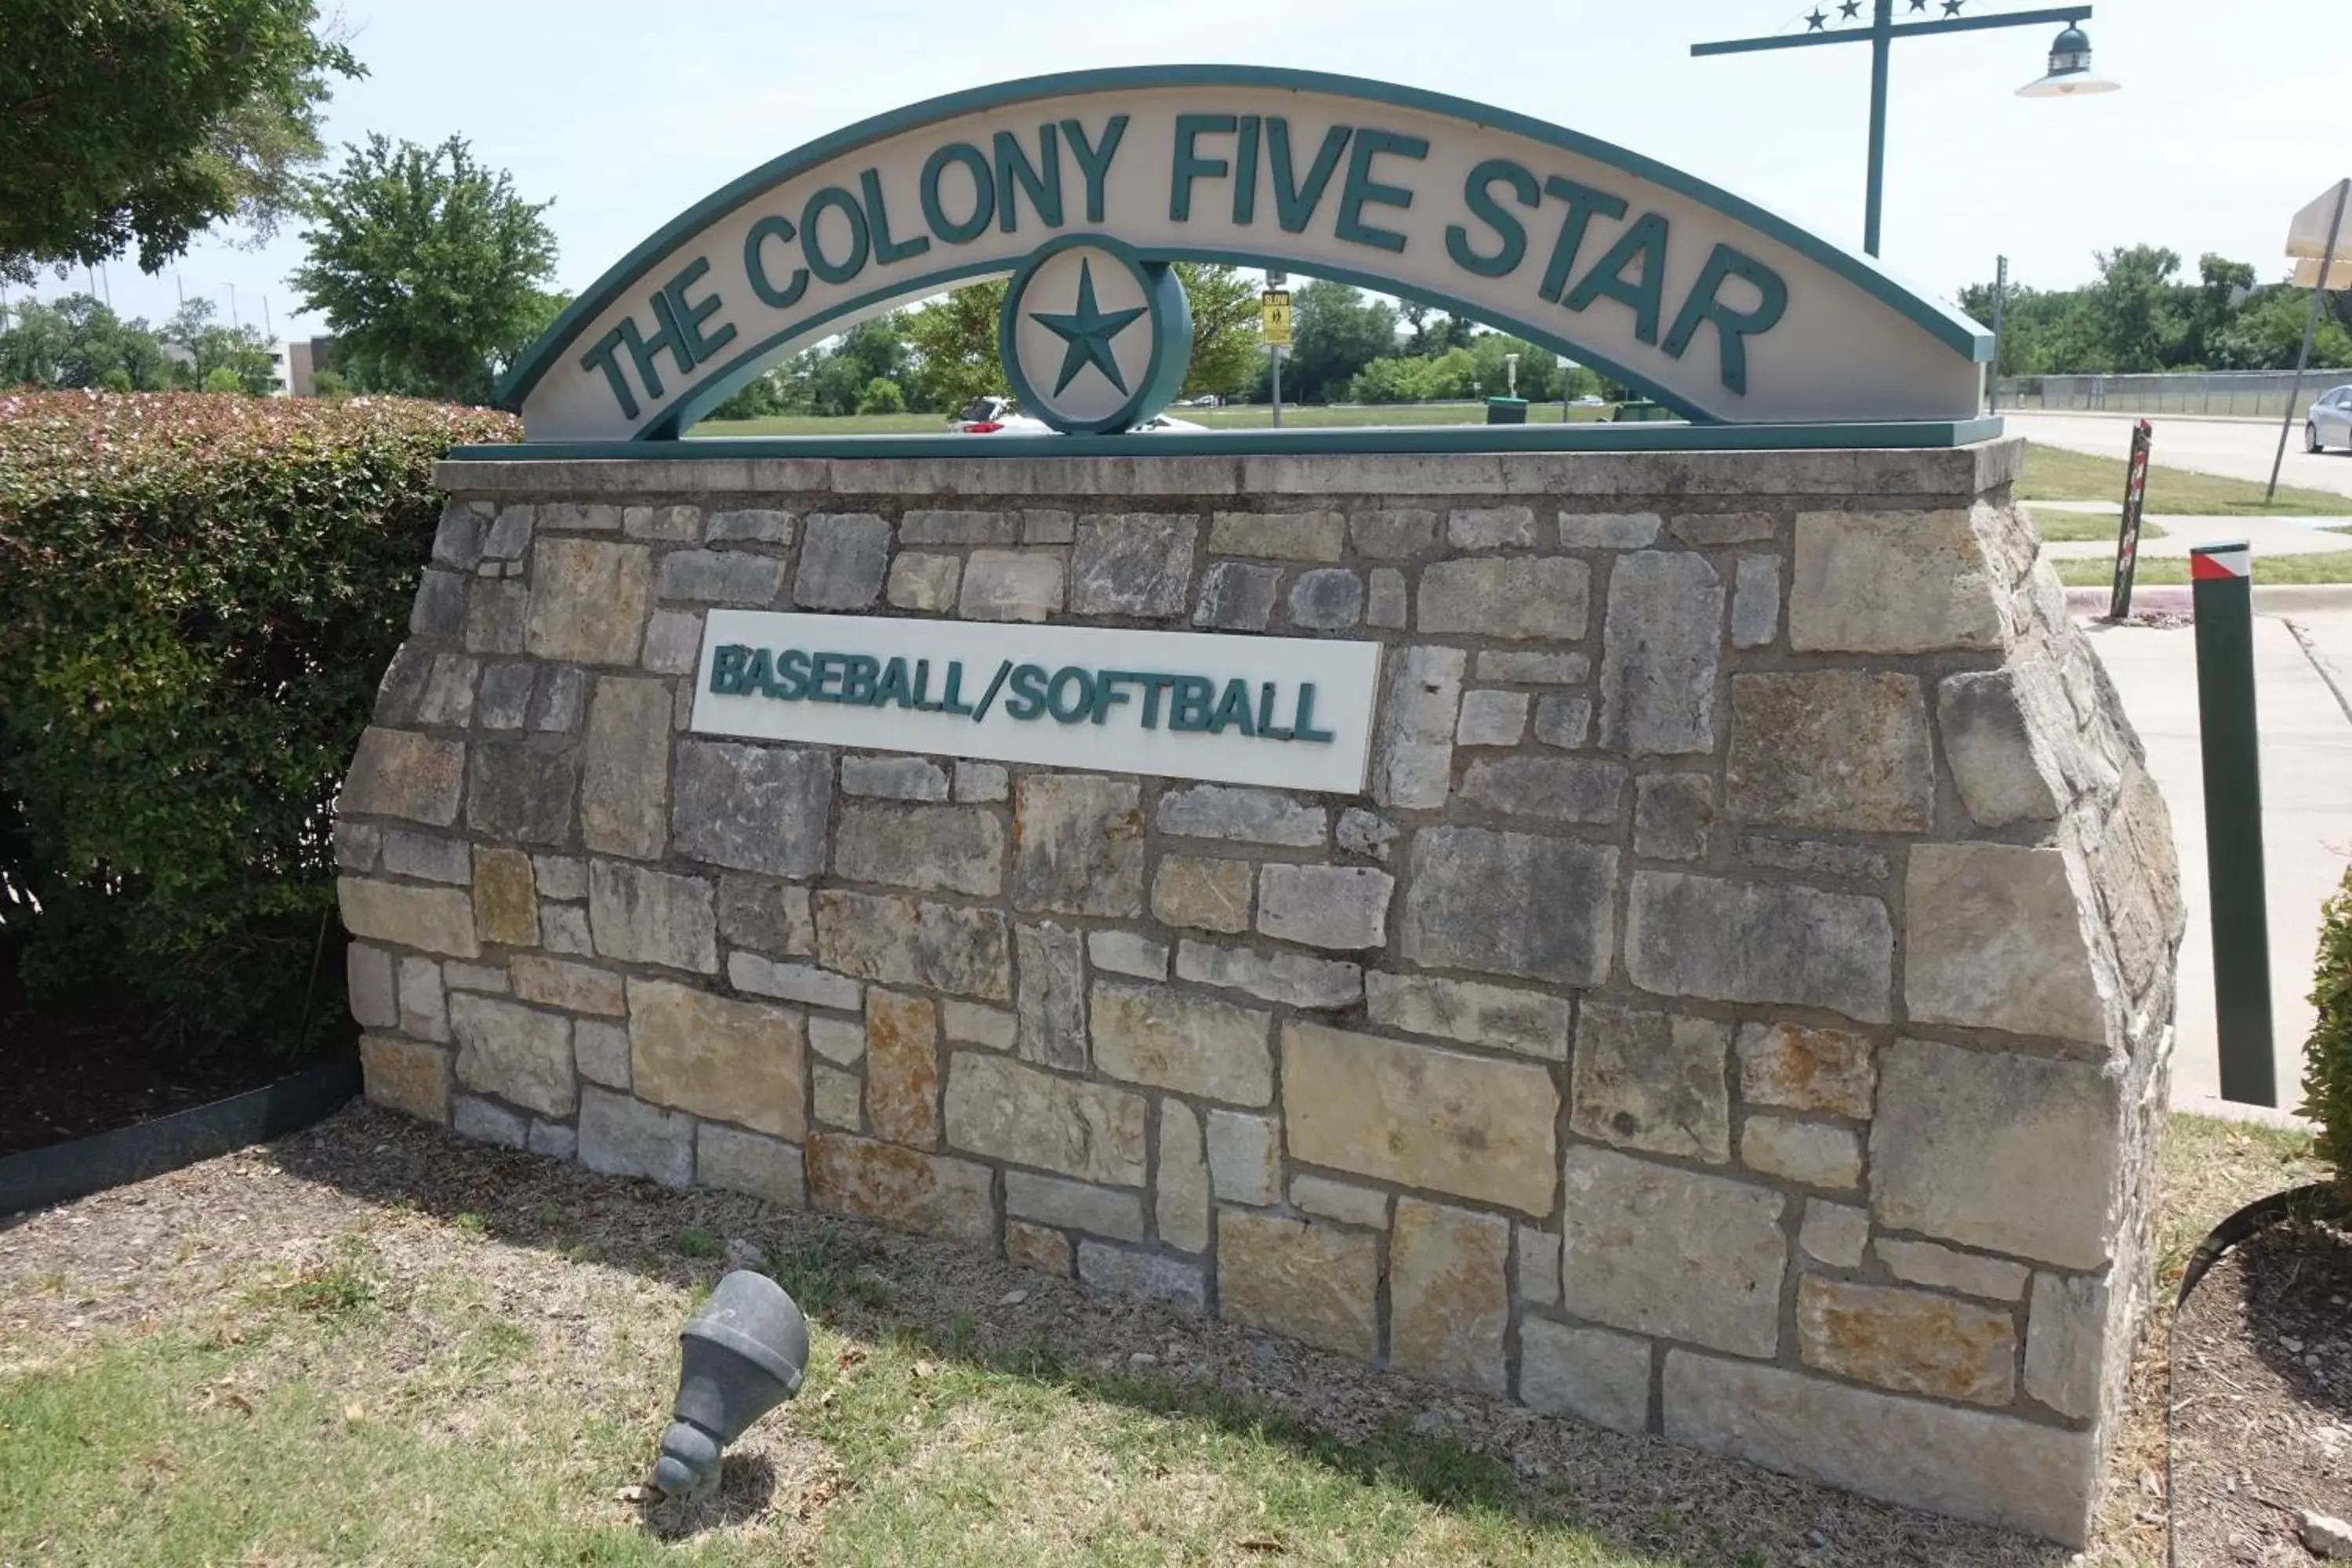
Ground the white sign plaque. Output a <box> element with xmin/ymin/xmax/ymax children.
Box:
<box><xmin>693</xmin><ymin>611</ymin><xmax>1385</xmax><ymax>794</ymax></box>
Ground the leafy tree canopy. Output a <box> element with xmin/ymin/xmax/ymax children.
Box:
<box><xmin>287</xmin><ymin>134</ymin><xmax>557</xmax><ymax>404</ymax></box>
<box><xmin>1</xmin><ymin>0</ymin><xmax>362</xmax><ymax>284</ymax></box>
<box><xmin>0</xmin><ymin>292</ymin><xmax>274</xmax><ymax>392</ymax></box>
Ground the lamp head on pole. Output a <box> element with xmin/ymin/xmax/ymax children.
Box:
<box><xmin>2016</xmin><ymin>24</ymin><xmax>2119</xmax><ymax>97</ymax></box>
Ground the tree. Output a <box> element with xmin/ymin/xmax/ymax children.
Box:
<box><xmin>0</xmin><ymin>293</ymin><xmax>176</xmax><ymax>389</ymax></box>
<box><xmin>903</xmin><ymin>280</ymin><xmax>1007</xmax><ymax>413</ymax></box>
<box><xmin>1399</xmin><ymin>302</ymin><xmax>1475</xmax><ymax>358</ymax></box>
<box><xmin>159</xmin><ymin>297</ymin><xmax>278</xmax><ymax>392</ymax></box>
<box><xmin>1281</xmin><ymin>279</ymin><xmax>1399</xmax><ymax>404</ymax></box>
<box><xmin>856</xmin><ymin>376</ymin><xmax>907</xmax><ymax>415</ymax></box>
<box><xmin>287</xmin><ymin>134</ymin><xmax>557</xmax><ymax>403</ymax></box>
<box><xmin>1173</xmin><ymin>262</ymin><xmax>1260</xmax><ymax>398</ymax></box>
<box><xmin>1</xmin><ymin>0</ymin><xmax>361</xmax><ymax>284</ymax></box>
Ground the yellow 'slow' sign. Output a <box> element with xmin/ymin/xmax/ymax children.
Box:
<box><xmin>1259</xmin><ymin>288</ymin><xmax>1292</xmax><ymax>346</ymax></box>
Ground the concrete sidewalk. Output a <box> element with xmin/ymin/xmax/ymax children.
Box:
<box><xmin>2038</xmin><ymin>510</ymin><xmax>2351</xmax><ymax>561</ymax></box>
<box><xmin>2085</xmin><ymin>608</ymin><xmax>2352</xmax><ymax>1111</ymax></box>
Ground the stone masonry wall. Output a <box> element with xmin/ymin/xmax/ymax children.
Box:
<box><xmin>337</xmin><ymin>441</ymin><xmax>2180</xmax><ymax>1544</ymax></box>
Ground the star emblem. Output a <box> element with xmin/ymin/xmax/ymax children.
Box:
<box><xmin>1806</xmin><ymin>8</ymin><xmax>1827</xmax><ymax>27</ymax></box>
<box><xmin>1839</xmin><ymin>0</ymin><xmax>1860</xmax><ymax>16</ymax></box>
<box><xmin>1940</xmin><ymin>0</ymin><xmax>1962</xmax><ymax>12</ymax></box>
<box><xmin>1030</xmin><ymin>259</ymin><xmax>1147</xmax><ymax>397</ymax></box>
<box><xmin>1910</xmin><ymin>0</ymin><xmax>1927</xmax><ymax>9</ymax></box>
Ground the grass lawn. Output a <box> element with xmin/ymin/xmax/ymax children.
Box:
<box><xmin>2018</xmin><ymin>443</ymin><xmax>2352</xmax><ymax>517</ymax></box>
<box><xmin>0</xmin><ymin>1105</ymin><xmax>2323</xmax><ymax>1565</ymax></box>
<box><xmin>2024</xmin><ymin>510</ymin><xmax>2167</xmax><ymax>544</ymax></box>
<box><xmin>2053</xmin><ymin>550</ymin><xmax>2352</xmax><ymax>587</ymax></box>
<box><xmin>693</xmin><ymin>402</ymin><xmax>1617</xmax><ymax>438</ymax></box>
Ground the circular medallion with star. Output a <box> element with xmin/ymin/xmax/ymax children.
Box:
<box><xmin>997</xmin><ymin>235</ymin><xmax>1193</xmax><ymax>434</ymax></box>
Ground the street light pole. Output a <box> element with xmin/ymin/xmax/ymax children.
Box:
<box><xmin>1694</xmin><ymin>5</ymin><xmax>2109</xmax><ymax>259</ymax></box>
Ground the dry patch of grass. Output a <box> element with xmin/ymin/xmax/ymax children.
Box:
<box><xmin>9</xmin><ymin>1105</ymin><xmax>2303</xmax><ymax>1566</ymax></box>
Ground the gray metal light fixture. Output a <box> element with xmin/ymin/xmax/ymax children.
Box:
<box><xmin>2016</xmin><ymin>24</ymin><xmax>2119</xmax><ymax>96</ymax></box>
<box><xmin>654</xmin><ymin>1269</ymin><xmax>810</xmax><ymax>1502</ymax></box>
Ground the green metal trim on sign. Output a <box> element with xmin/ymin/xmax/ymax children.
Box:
<box><xmin>497</xmin><ymin>64</ymin><xmax>1993</xmax><ymax>419</ymax></box>
<box><xmin>445</xmin><ymin>415</ymin><xmax>2005</xmax><ymax>463</ymax></box>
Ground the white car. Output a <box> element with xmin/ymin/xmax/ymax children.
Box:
<box><xmin>2307</xmin><ymin>384</ymin><xmax>2352</xmax><ymax>454</ymax></box>
<box><xmin>948</xmin><ymin>395</ymin><xmax>1203</xmax><ymax>436</ymax></box>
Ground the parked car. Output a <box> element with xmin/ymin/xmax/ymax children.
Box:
<box><xmin>2307</xmin><ymin>384</ymin><xmax>2352</xmax><ymax>453</ymax></box>
<box><xmin>948</xmin><ymin>395</ymin><xmax>1205</xmax><ymax>436</ymax></box>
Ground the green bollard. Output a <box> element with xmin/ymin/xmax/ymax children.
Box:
<box><xmin>2190</xmin><ymin>541</ymin><xmax>2276</xmax><ymax>1106</ymax></box>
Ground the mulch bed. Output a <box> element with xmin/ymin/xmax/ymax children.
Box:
<box><xmin>0</xmin><ymin>957</ymin><xmax>352</xmax><ymax>1160</ymax></box>
<box><xmin>2169</xmin><ymin>1210</ymin><xmax>2352</xmax><ymax>1565</ymax></box>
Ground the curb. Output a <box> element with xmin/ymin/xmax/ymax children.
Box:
<box><xmin>2169</xmin><ymin>1092</ymin><xmax>2316</xmax><ymax>1133</ymax></box>
<box><xmin>0</xmin><ymin>1060</ymin><xmax>361</xmax><ymax>1217</ymax></box>
<box><xmin>2066</xmin><ymin>584</ymin><xmax>2352</xmax><ymax>616</ymax></box>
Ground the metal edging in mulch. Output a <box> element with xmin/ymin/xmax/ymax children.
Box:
<box><xmin>2165</xmin><ymin>1181</ymin><xmax>2344</xmax><ymax>1566</ymax></box>
<box><xmin>0</xmin><ymin>1059</ymin><xmax>362</xmax><ymax>1218</ymax></box>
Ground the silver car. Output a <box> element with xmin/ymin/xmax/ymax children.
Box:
<box><xmin>2308</xmin><ymin>383</ymin><xmax>2352</xmax><ymax>453</ymax></box>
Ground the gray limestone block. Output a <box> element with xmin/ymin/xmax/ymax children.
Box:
<box><xmin>1366</xmin><ymin>567</ymin><xmax>1408</xmax><ymax>629</ymax></box>
<box><xmin>1937</xmin><ymin>667</ymin><xmax>2068</xmax><ymax>827</ymax></box>
<box><xmin>1740</xmin><ymin>835</ymin><xmax>1889</xmax><ymax>883</ymax></box>
<box><xmin>531</xmin><ymin>666</ymin><xmax>587</xmax><ymax>732</ymax></box>
<box><xmin>482</xmin><ymin>505</ymin><xmax>533</xmax><ymax>561</ymax></box>
<box><xmin>1173</xmin><ymin>939</ymin><xmax>1361</xmax><ymax>1009</ymax></box>
<box><xmin>659</xmin><ymin>549</ymin><xmax>786</xmax><ymax>606</ymax></box>
<box><xmin>641</xmin><ymin>610</ymin><xmax>706</xmax><ymax>676</ymax></box>
<box><xmin>670</xmin><ymin>741</ymin><xmax>831</xmax><ymax>876</ymax></box>
<box><xmin>1401</xmin><ymin>826</ymin><xmax>1615</xmax><ymax>985</ymax></box>
<box><xmin>528</xmin><ymin>1120</ymin><xmax>577</xmax><ymax>1162</ymax></box>
<box><xmin>1016</xmin><ymin>921</ymin><xmax>1089</xmax><ymax>1071</ymax></box>
<box><xmin>706</xmin><ymin>508</ymin><xmax>796</xmax><ymax>545</ymax></box>
<box><xmin>1634</xmin><ymin>773</ymin><xmax>1716</xmax><ymax>861</ymax></box>
<box><xmin>1454</xmin><ymin>689</ymin><xmax>1530</xmax><ymax>746</ymax></box>
<box><xmin>1519</xmin><ymin>1318</ymin><xmax>1652</xmax><ymax>1435</ymax></box>
<box><xmin>901</xmin><ymin>509</ymin><xmax>1015</xmax><ymax>545</ymax></box>
<box><xmin>793</xmin><ymin>514</ymin><xmax>892</xmax><ymax>608</ymax></box>
<box><xmin>416</xmin><ymin>653</ymin><xmax>477</xmax><ymax>728</ymax></box>
<box><xmin>1559</xmin><ymin>1145</ymin><xmax>1785</xmax><ymax>1357</ymax></box>
<box><xmin>840</xmin><ymin>753</ymin><xmax>949</xmax><ymax>801</ymax></box>
<box><xmin>1457</xmin><ymin>756</ymin><xmax>1624</xmax><ymax>822</ymax></box>
<box><xmin>1287</xmin><ymin>568</ymin><xmax>1364</xmax><ymax>630</ymax></box>
<box><xmin>834</xmin><ymin>803</ymin><xmax>1004</xmax><ymax>898</ymax></box>
<box><xmin>333</xmin><ymin>820</ymin><xmax>380</xmax><ymax>873</ymax></box>
<box><xmin>348</xmin><ymin>943</ymin><xmax>397</xmax><ymax>1029</ymax></box>
<box><xmin>1418</xmin><ymin>557</ymin><xmax>1588</xmax><ymax>640</ymax></box>
<box><xmin>1531</xmin><ymin>694</ymin><xmax>1592</xmax><ymax>750</ymax></box>
<box><xmin>1334</xmin><ymin>807</ymin><xmax>1397</xmax><ymax>863</ymax></box>
<box><xmin>623</xmin><ymin>505</ymin><xmax>702</xmax><ymax>542</ymax></box>
<box><xmin>476</xmin><ymin>662</ymin><xmax>535</xmax><ymax>730</ymax></box>
<box><xmin>1192</xmin><ymin>561</ymin><xmax>1281</xmax><ymax>631</ymax></box>
<box><xmin>1599</xmin><ymin>551</ymin><xmax>1723</xmax><ymax>755</ymax></box>
<box><xmin>587</xmin><ymin>860</ymin><xmax>718</xmax><ymax>975</ymax></box>
<box><xmin>1448</xmin><ymin>505</ymin><xmax>1538</xmax><ymax>549</ymax></box>
<box><xmin>411</xmin><ymin>568</ymin><xmax>470</xmax><ymax>639</ymax></box>
<box><xmin>1904</xmin><ymin>843</ymin><xmax>2105</xmax><ymax>1045</ymax></box>
<box><xmin>1731</xmin><ymin>554</ymin><xmax>1783</xmax><ymax>648</ymax></box>
<box><xmin>381</xmin><ymin>828</ymin><xmax>472</xmax><ymax>884</ymax></box>
<box><xmin>432</xmin><ymin>501</ymin><xmax>491</xmax><ymax>569</ymax></box>
<box><xmin>452</xmin><ymin>1094</ymin><xmax>528</xmax><ymax>1149</ymax></box>
<box><xmin>954</xmin><ymin>760</ymin><xmax>1009</xmax><ymax>803</ymax></box>
<box><xmin>958</xmin><ymin>550</ymin><xmax>1064</xmax><ymax>622</ymax></box>
<box><xmin>576</xmin><ymin>1087</ymin><xmax>695</xmax><ymax>1186</ymax></box>
<box><xmin>373</xmin><ymin>644</ymin><xmax>432</xmax><ymax>727</ymax></box>
<box><xmin>697</xmin><ymin>1123</ymin><xmax>805</xmax><ymax>1208</ymax></box>
<box><xmin>1350</xmin><ymin>508</ymin><xmax>1439</xmax><ymax>557</ymax></box>
<box><xmin>1372</xmin><ymin>645</ymin><xmax>1465</xmax><ymax>809</ymax></box>
<box><xmin>1155</xmin><ymin>784</ymin><xmax>1326</xmax><ymax>848</ymax></box>
<box><xmin>730</xmin><ymin>953</ymin><xmax>860</xmax><ymax>1011</ymax></box>
<box><xmin>1012</xmin><ymin>774</ymin><xmax>1145</xmax><ymax>916</ymax></box>
<box><xmin>1022</xmin><ymin>508</ymin><xmax>1076</xmax><ymax>544</ymax></box>
<box><xmin>717</xmin><ymin>873</ymin><xmax>813</xmax><ymax>956</ymax></box>
<box><xmin>886</xmin><ymin>551</ymin><xmax>963</xmax><ymax>612</ymax></box>
<box><xmin>1007</xmin><ymin>1171</ymin><xmax>1142</xmax><ymax>1241</ymax></box>
<box><xmin>1257</xmin><ymin>864</ymin><xmax>1393</xmax><ymax>950</ymax></box>
<box><xmin>1571</xmin><ymin>1002</ymin><xmax>1733</xmax><ymax>1162</ymax></box>
<box><xmin>1558</xmin><ymin>512</ymin><xmax>1664</xmax><ymax>549</ymax></box>
<box><xmin>1626</xmin><ymin>870</ymin><xmax>1892</xmax><ymax>1023</ymax></box>
<box><xmin>1069</xmin><ymin>513</ymin><xmax>1200</xmax><ymax>616</ymax></box>
<box><xmin>464</xmin><ymin>579</ymin><xmax>529</xmax><ymax>655</ymax></box>
<box><xmin>466</xmin><ymin>740</ymin><xmax>579</xmax><ymax>846</ymax></box>
<box><xmin>1075</xmin><ymin>1241</ymin><xmax>1207</xmax><ymax>1310</ymax></box>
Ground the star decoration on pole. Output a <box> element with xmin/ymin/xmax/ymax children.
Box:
<box><xmin>1839</xmin><ymin>0</ymin><xmax>1861</xmax><ymax>16</ymax></box>
<box><xmin>1909</xmin><ymin>0</ymin><xmax>1928</xmax><ymax>9</ymax></box>
<box><xmin>1806</xmin><ymin>8</ymin><xmax>1827</xmax><ymax>28</ymax></box>
<box><xmin>1032</xmin><ymin>260</ymin><xmax>1147</xmax><ymax>397</ymax></box>
<box><xmin>1940</xmin><ymin>0</ymin><xmax>1964</xmax><ymax>12</ymax></box>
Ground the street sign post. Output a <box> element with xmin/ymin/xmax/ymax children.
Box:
<box><xmin>2190</xmin><ymin>541</ymin><xmax>2278</xmax><ymax>1106</ymax></box>
<box><xmin>2107</xmin><ymin>418</ymin><xmax>2151</xmax><ymax>619</ymax></box>
<box><xmin>1261</xmin><ymin>285</ymin><xmax>1291</xmax><ymax>430</ymax></box>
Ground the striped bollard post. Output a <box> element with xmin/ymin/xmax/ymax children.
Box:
<box><xmin>2190</xmin><ymin>542</ymin><xmax>2276</xmax><ymax>1106</ymax></box>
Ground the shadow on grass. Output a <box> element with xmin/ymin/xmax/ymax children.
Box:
<box><xmin>263</xmin><ymin>1104</ymin><xmax>2064</xmax><ymax>1567</ymax></box>
<box><xmin>636</xmin><ymin>1453</ymin><xmax>779</xmax><ymax>1541</ymax></box>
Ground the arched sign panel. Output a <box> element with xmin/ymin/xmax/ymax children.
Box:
<box><xmin>503</xmin><ymin>67</ymin><xmax>1990</xmax><ymax>442</ymax></box>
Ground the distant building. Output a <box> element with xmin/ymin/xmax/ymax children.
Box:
<box><xmin>272</xmin><ymin>337</ymin><xmax>339</xmax><ymax>397</ymax></box>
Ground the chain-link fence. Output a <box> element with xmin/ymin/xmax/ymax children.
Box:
<box><xmin>1995</xmin><ymin>370</ymin><xmax>2352</xmax><ymax>419</ymax></box>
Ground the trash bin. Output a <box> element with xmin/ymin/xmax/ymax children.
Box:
<box><xmin>1485</xmin><ymin>397</ymin><xmax>1528</xmax><ymax>425</ymax></box>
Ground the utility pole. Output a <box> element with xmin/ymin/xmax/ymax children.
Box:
<box><xmin>1988</xmin><ymin>254</ymin><xmax>2009</xmax><ymax>412</ymax></box>
<box><xmin>225</xmin><ymin>282</ymin><xmax>240</xmax><ymax>332</ymax></box>
<box><xmin>1693</xmin><ymin>4</ymin><xmax>2108</xmax><ymax>258</ymax></box>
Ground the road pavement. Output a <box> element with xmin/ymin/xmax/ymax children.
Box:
<box><xmin>2087</xmin><ymin>606</ymin><xmax>2352</xmax><ymax>1113</ymax></box>
<box><xmin>2005</xmin><ymin>409</ymin><xmax>2352</xmax><ymax>499</ymax></box>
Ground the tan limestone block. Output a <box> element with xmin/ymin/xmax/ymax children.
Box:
<box><xmin>1216</xmin><ymin>1210</ymin><xmax>1379</xmax><ymax>1359</ymax></box>
<box><xmin>361</xmin><ymin>1034</ymin><xmax>450</xmax><ymax>1123</ymax></box>
<box><xmin>1735</xmin><ymin>1022</ymin><xmax>1877</xmax><ymax>1120</ymax></box>
<box><xmin>1559</xmin><ymin>1146</ymin><xmax>1786</xmax><ymax>1358</ymax></box>
<box><xmin>578</xmin><ymin>676</ymin><xmax>672</xmax><ymax>859</ymax></box>
<box><xmin>1519</xmin><ymin>1318</ymin><xmax>1652</xmax><ymax>1434</ymax></box>
<box><xmin>865</xmin><ymin>989</ymin><xmax>941</xmax><ymax>1147</ymax></box>
<box><xmin>1570</xmin><ymin>1004</ymin><xmax>1732</xmax><ymax>1163</ymax></box>
<box><xmin>1904</xmin><ymin>844</ymin><xmax>2107</xmax><ymax>1045</ymax></box>
<box><xmin>1876</xmin><ymin>1239</ymin><xmax>2030</xmax><ymax>1301</ymax></box>
<box><xmin>1005</xmin><ymin>1219</ymin><xmax>1073</xmax><ymax>1275</ymax></box>
<box><xmin>1796</xmin><ymin>1277</ymin><xmax>2017</xmax><ymax>1406</ymax></box>
<box><xmin>472</xmin><ymin>848</ymin><xmax>539</xmax><ymax>948</ymax></box>
<box><xmin>342</xmin><ymin>728</ymin><xmax>466</xmax><ymax>825</ymax></box>
<box><xmin>1089</xmin><ymin>981</ymin><xmax>1272</xmax><ymax>1106</ymax></box>
<box><xmin>339</xmin><ymin>877</ymin><xmax>480</xmax><ymax>959</ymax></box>
<box><xmin>1150</xmin><ymin>855</ymin><xmax>1254</xmax><ymax>933</ymax></box>
<box><xmin>1283</xmin><ymin>1022</ymin><xmax>1558</xmax><ymax>1216</ymax></box>
<box><xmin>627</xmin><ymin>977</ymin><xmax>804</xmax><ymax>1139</ymax></box>
<box><xmin>1740</xmin><ymin>1116</ymin><xmax>1864</xmax><ymax>1189</ymax></box>
<box><xmin>1389</xmin><ymin>1199</ymin><xmax>1510</xmax><ymax>1396</ymax></box>
<box><xmin>806</xmin><ymin>1133</ymin><xmax>994</xmax><ymax>1243</ymax></box>
<box><xmin>812</xmin><ymin>1065</ymin><xmax>862</xmax><ymax>1130</ymax></box>
<box><xmin>1156</xmin><ymin>1100</ymin><xmax>1210</xmax><ymax>1252</ymax></box>
<box><xmin>524</xmin><ymin>537</ymin><xmax>652</xmax><ymax>665</ymax></box>
<box><xmin>449</xmin><ymin>994</ymin><xmax>575</xmax><ymax>1118</ymax></box>
<box><xmin>942</xmin><ymin>1052</ymin><xmax>1147</xmax><ymax>1187</ymax></box>
<box><xmin>509</xmin><ymin>954</ymin><xmax>625</xmax><ymax>1016</ymax></box>
<box><xmin>1789</xmin><ymin>509</ymin><xmax>2005</xmax><ymax>655</ymax></box>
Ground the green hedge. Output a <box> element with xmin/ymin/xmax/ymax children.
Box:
<box><xmin>2307</xmin><ymin>866</ymin><xmax>2352</xmax><ymax>1202</ymax></box>
<box><xmin>0</xmin><ymin>390</ymin><xmax>517</xmax><ymax>1051</ymax></box>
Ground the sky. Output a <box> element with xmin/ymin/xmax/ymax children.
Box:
<box><xmin>10</xmin><ymin>0</ymin><xmax>2342</xmax><ymax>343</ymax></box>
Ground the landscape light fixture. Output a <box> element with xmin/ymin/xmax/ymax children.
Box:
<box><xmin>2016</xmin><ymin>24</ymin><xmax>2119</xmax><ymax>96</ymax></box>
<box><xmin>1693</xmin><ymin>3</ymin><xmax>2116</xmax><ymax>256</ymax></box>
<box><xmin>653</xmin><ymin>1269</ymin><xmax>810</xmax><ymax>1503</ymax></box>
